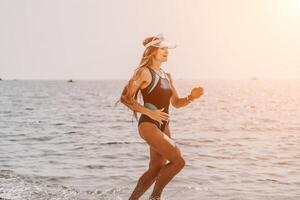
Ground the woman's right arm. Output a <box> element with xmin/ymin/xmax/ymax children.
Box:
<box><xmin>120</xmin><ymin>68</ymin><xmax>152</xmax><ymax>116</ymax></box>
<box><xmin>120</xmin><ymin>68</ymin><xmax>169</xmax><ymax>124</ymax></box>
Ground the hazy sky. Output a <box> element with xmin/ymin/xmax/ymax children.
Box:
<box><xmin>1</xmin><ymin>0</ymin><xmax>300</xmax><ymax>80</ymax></box>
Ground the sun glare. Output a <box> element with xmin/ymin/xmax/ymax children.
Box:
<box><xmin>288</xmin><ymin>0</ymin><xmax>300</xmax><ymax>13</ymax></box>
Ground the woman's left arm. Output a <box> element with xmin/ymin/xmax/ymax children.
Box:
<box><xmin>166</xmin><ymin>73</ymin><xmax>203</xmax><ymax>109</ymax></box>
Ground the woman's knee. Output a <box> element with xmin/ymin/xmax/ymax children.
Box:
<box><xmin>173</xmin><ymin>155</ymin><xmax>186</xmax><ymax>170</ymax></box>
<box><xmin>170</xmin><ymin>146</ymin><xmax>185</xmax><ymax>167</ymax></box>
<box><xmin>178</xmin><ymin>157</ymin><xmax>186</xmax><ymax>169</ymax></box>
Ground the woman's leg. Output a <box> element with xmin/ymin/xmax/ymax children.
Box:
<box><xmin>128</xmin><ymin>146</ymin><xmax>166</xmax><ymax>200</ymax></box>
<box><xmin>138</xmin><ymin>123</ymin><xmax>186</xmax><ymax>199</ymax></box>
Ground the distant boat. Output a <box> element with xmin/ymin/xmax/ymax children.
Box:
<box><xmin>68</xmin><ymin>79</ymin><xmax>74</xmax><ymax>83</ymax></box>
<box><xmin>0</xmin><ymin>78</ymin><xmax>2</xmax><ymax>81</ymax></box>
<box><xmin>251</xmin><ymin>77</ymin><xmax>258</xmax><ymax>80</ymax></box>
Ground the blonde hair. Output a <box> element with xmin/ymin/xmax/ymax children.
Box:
<box><xmin>138</xmin><ymin>36</ymin><xmax>160</xmax><ymax>68</ymax></box>
<box><xmin>115</xmin><ymin>35</ymin><xmax>160</xmax><ymax>122</ymax></box>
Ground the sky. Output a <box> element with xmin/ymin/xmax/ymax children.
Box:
<box><xmin>0</xmin><ymin>0</ymin><xmax>300</xmax><ymax>80</ymax></box>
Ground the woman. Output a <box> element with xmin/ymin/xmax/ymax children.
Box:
<box><xmin>117</xmin><ymin>34</ymin><xmax>204</xmax><ymax>200</ymax></box>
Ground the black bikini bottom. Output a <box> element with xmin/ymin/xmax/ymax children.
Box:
<box><xmin>138</xmin><ymin>114</ymin><xmax>169</xmax><ymax>132</ymax></box>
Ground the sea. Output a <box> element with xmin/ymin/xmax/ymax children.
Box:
<box><xmin>0</xmin><ymin>79</ymin><xmax>300</xmax><ymax>200</ymax></box>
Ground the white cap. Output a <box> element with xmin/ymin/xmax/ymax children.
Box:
<box><xmin>144</xmin><ymin>34</ymin><xmax>177</xmax><ymax>49</ymax></box>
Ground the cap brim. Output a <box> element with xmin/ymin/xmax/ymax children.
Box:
<box><xmin>153</xmin><ymin>40</ymin><xmax>177</xmax><ymax>49</ymax></box>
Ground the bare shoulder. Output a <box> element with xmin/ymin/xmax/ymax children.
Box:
<box><xmin>132</xmin><ymin>67</ymin><xmax>152</xmax><ymax>89</ymax></box>
<box><xmin>133</xmin><ymin>67</ymin><xmax>151</xmax><ymax>81</ymax></box>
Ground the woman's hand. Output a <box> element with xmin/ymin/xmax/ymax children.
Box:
<box><xmin>189</xmin><ymin>86</ymin><xmax>204</xmax><ymax>101</ymax></box>
<box><xmin>147</xmin><ymin>108</ymin><xmax>169</xmax><ymax>126</ymax></box>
